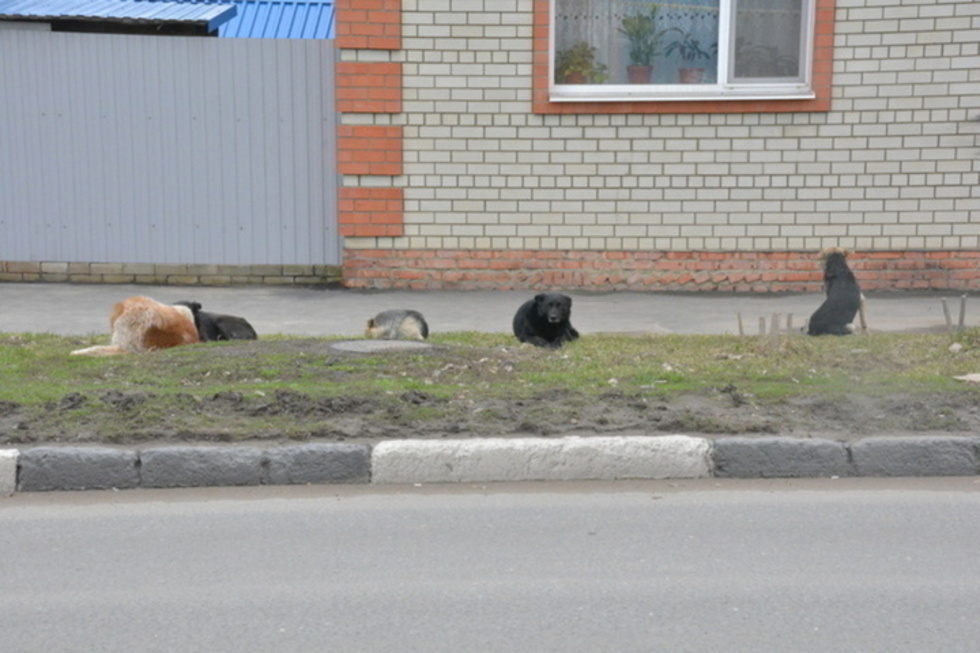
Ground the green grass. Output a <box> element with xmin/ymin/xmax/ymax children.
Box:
<box><xmin>2</xmin><ymin>329</ymin><xmax>979</xmax><ymax>442</ymax></box>
<box><xmin>3</xmin><ymin>330</ymin><xmax>979</xmax><ymax>403</ymax></box>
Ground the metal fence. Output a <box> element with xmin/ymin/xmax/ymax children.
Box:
<box><xmin>0</xmin><ymin>29</ymin><xmax>339</xmax><ymax>266</ymax></box>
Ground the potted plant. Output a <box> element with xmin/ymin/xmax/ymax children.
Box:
<box><xmin>663</xmin><ymin>29</ymin><xmax>714</xmax><ymax>83</ymax></box>
<box><xmin>617</xmin><ymin>7</ymin><xmax>666</xmax><ymax>84</ymax></box>
<box><xmin>555</xmin><ymin>41</ymin><xmax>609</xmax><ymax>84</ymax></box>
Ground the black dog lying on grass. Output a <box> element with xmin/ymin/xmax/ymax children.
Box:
<box><xmin>174</xmin><ymin>301</ymin><xmax>258</xmax><ymax>342</ymax></box>
<box><xmin>807</xmin><ymin>247</ymin><xmax>864</xmax><ymax>336</ymax></box>
<box><xmin>513</xmin><ymin>293</ymin><xmax>579</xmax><ymax>349</ymax></box>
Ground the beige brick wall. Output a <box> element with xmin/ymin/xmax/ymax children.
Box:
<box><xmin>345</xmin><ymin>0</ymin><xmax>980</xmax><ymax>255</ymax></box>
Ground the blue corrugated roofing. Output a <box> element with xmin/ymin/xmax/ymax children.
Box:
<box><xmin>139</xmin><ymin>0</ymin><xmax>333</xmax><ymax>38</ymax></box>
<box><xmin>219</xmin><ymin>0</ymin><xmax>333</xmax><ymax>39</ymax></box>
<box><xmin>0</xmin><ymin>0</ymin><xmax>236</xmax><ymax>31</ymax></box>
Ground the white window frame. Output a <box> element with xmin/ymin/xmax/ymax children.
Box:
<box><xmin>549</xmin><ymin>0</ymin><xmax>816</xmax><ymax>103</ymax></box>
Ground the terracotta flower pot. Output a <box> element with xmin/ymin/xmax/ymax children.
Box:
<box><xmin>626</xmin><ymin>65</ymin><xmax>653</xmax><ymax>84</ymax></box>
<box><xmin>563</xmin><ymin>71</ymin><xmax>587</xmax><ymax>84</ymax></box>
<box><xmin>678</xmin><ymin>67</ymin><xmax>705</xmax><ymax>84</ymax></box>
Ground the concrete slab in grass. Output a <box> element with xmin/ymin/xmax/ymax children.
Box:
<box><xmin>330</xmin><ymin>340</ymin><xmax>433</xmax><ymax>354</ymax></box>
<box><xmin>372</xmin><ymin>435</ymin><xmax>712</xmax><ymax>484</ymax></box>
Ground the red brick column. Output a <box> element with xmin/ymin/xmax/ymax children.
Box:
<box><xmin>335</xmin><ymin>0</ymin><xmax>404</xmax><ymax>239</ymax></box>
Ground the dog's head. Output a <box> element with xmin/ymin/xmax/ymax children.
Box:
<box><xmin>818</xmin><ymin>246</ymin><xmax>851</xmax><ymax>260</ymax></box>
<box><xmin>818</xmin><ymin>247</ymin><xmax>856</xmax><ymax>278</ymax></box>
<box><xmin>173</xmin><ymin>300</ymin><xmax>203</xmax><ymax>314</ymax></box>
<box><xmin>535</xmin><ymin>293</ymin><xmax>572</xmax><ymax>324</ymax></box>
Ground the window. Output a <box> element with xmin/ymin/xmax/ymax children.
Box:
<box><xmin>551</xmin><ymin>0</ymin><xmax>816</xmax><ymax>102</ymax></box>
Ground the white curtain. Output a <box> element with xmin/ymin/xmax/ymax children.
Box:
<box><xmin>555</xmin><ymin>0</ymin><xmax>721</xmax><ymax>84</ymax></box>
<box><xmin>555</xmin><ymin>0</ymin><xmax>806</xmax><ymax>84</ymax></box>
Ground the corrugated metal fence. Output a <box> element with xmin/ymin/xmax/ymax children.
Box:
<box><xmin>0</xmin><ymin>29</ymin><xmax>339</xmax><ymax>266</ymax></box>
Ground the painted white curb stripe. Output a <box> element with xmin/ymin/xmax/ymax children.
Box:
<box><xmin>0</xmin><ymin>449</ymin><xmax>19</xmax><ymax>494</ymax></box>
<box><xmin>372</xmin><ymin>435</ymin><xmax>712</xmax><ymax>484</ymax></box>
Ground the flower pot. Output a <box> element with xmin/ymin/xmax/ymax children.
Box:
<box><xmin>626</xmin><ymin>65</ymin><xmax>653</xmax><ymax>84</ymax></box>
<box><xmin>563</xmin><ymin>71</ymin><xmax>587</xmax><ymax>84</ymax></box>
<box><xmin>678</xmin><ymin>67</ymin><xmax>705</xmax><ymax>84</ymax></box>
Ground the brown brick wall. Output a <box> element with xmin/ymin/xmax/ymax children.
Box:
<box><xmin>342</xmin><ymin>249</ymin><xmax>980</xmax><ymax>292</ymax></box>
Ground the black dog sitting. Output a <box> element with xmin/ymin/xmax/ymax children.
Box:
<box><xmin>174</xmin><ymin>301</ymin><xmax>258</xmax><ymax>342</ymax></box>
<box><xmin>513</xmin><ymin>293</ymin><xmax>579</xmax><ymax>349</ymax></box>
<box><xmin>807</xmin><ymin>248</ymin><xmax>863</xmax><ymax>336</ymax></box>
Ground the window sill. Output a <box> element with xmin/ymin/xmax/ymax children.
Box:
<box><xmin>550</xmin><ymin>84</ymin><xmax>816</xmax><ymax>103</ymax></box>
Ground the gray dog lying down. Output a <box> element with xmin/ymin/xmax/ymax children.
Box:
<box><xmin>365</xmin><ymin>309</ymin><xmax>429</xmax><ymax>341</ymax></box>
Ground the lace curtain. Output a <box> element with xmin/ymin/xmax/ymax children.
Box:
<box><xmin>554</xmin><ymin>0</ymin><xmax>802</xmax><ymax>84</ymax></box>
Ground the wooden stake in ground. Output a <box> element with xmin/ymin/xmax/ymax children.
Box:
<box><xmin>942</xmin><ymin>298</ymin><xmax>954</xmax><ymax>336</ymax></box>
<box><xmin>769</xmin><ymin>313</ymin><xmax>781</xmax><ymax>349</ymax></box>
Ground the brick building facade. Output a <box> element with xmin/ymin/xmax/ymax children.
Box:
<box><xmin>336</xmin><ymin>0</ymin><xmax>980</xmax><ymax>292</ymax></box>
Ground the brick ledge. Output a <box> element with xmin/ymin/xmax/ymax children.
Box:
<box><xmin>0</xmin><ymin>262</ymin><xmax>343</xmax><ymax>287</ymax></box>
<box><xmin>341</xmin><ymin>249</ymin><xmax>980</xmax><ymax>292</ymax></box>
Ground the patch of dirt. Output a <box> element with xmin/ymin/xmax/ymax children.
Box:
<box><xmin>3</xmin><ymin>338</ymin><xmax>980</xmax><ymax>447</ymax></box>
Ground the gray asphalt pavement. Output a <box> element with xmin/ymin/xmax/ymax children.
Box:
<box><xmin>4</xmin><ymin>480</ymin><xmax>979</xmax><ymax>653</ymax></box>
<box><xmin>0</xmin><ymin>282</ymin><xmax>969</xmax><ymax>336</ymax></box>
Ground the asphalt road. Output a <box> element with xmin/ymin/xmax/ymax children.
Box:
<box><xmin>2</xmin><ymin>478</ymin><xmax>979</xmax><ymax>653</ymax></box>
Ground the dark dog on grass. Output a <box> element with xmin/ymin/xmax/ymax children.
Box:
<box><xmin>807</xmin><ymin>247</ymin><xmax>864</xmax><ymax>336</ymax></box>
<box><xmin>174</xmin><ymin>301</ymin><xmax>258</xmax><ymax>342</ymax></box>
<box><xmin>513</xmin><ymin>293</ymin><xmax>579</xmax><ymax>349</ymax></box>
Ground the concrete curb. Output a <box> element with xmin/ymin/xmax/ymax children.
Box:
<box><xmin>18</xmin><ymin>447</ymin><xmax>140</xmax><ymax>492</ymax></box>
<box><xmin>0</xmin><ymin>449</ymin><xmax>18</xmax><ymax>494</ymax></box>
<box><xmin>714</xmin><ymin>435</ymin><xmax>980</xmax><ymax>479</ymax></box>
<box><xmin>3</xmin><ymin>435</ymin><xmax>979</xmax><ymax>494</ymax></box>
<box><xmin>372</xmin><ymin>435</ymin><xmax>712</xmax><ymax>483</ymax></box>
<box><xmin>13</xmin><ymin>443</ymin><xmax>372</xmax><ymax>493</ymax></box>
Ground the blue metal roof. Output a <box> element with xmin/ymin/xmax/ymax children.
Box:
<box><xmin>218</xmin><ymin>0</ymin><xmax>334</xmax><ymax>39</ymax></box>
<box><xmin>139</xmin><ymin>0</ymin><xmax>334</xmax><ymax>38</ymax></box>
<box><xmin>0</xmin><ymin>0</ymin><xmax>236</xmax><ymax>31</ymax></box>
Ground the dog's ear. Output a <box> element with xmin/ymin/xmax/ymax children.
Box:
<box><xmin>173</xmin><ymin>301</ymin><xmax>202</xmax><ymax>313</ymax></box>
<box><xmin>534</xmin><ymin>293</ymin><xmax>546</xmax><ymax>303</ymax></box>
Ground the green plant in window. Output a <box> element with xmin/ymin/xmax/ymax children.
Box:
<box><xmin>662</xmin><ymin>28</ymin><xmax>716</xmax><ymax>83</ymax></box>
<box><xmin>663</xmin><ymin>29</ymin><xmax>714</xmax><ymax>64</ymax></box>
<box><xmin>555</xmin><ymin>41</ymin><xmax>609</xmax><ymax>84</ymax></box>
<box><xmin>617</xmin><ymin>7</ymin><xmax>667</xmax><ymax>67</ymax></box>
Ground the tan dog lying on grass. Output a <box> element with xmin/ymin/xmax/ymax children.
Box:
<box><xmin>70</xmin><ymin>296</ymin><xmax>200</xmax><ymax>356</ymax></box>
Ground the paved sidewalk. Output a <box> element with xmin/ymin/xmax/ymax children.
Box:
<box><xmin>0</xmin><ymin>282</ymin><xmax>970</xmax><ymax>336</ymax></box>
<box><xmin>1</xmin><ymin>282</ymin><xmax>977</xmax><ymax>494</ymax></box>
